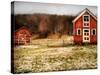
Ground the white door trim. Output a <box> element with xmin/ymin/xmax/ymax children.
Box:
<box><xmin>83</xmin><ymin>29</ymin><xmax>90</xmax><ymax>43</ymax></box>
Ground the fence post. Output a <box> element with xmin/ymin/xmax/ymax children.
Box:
<box><xmin>47</xmin><ymin>40</ymin><xmax>48</xmax><ymax>47</ymax></box>
<box><xmin>63</xmin><ymin>39</ymin><xmax>64</xmax><ymax>47</ymax></box>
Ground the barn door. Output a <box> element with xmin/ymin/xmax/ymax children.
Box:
<box><xmin>83</xmin><ymin>29</ymin><xmax>90</xmax><ymax>43</ymax></box>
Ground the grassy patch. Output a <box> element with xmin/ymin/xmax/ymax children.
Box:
<box><xmin>13</xmin><ymin>44</ymin><xmax>97</xmax><ymax>73</ymax></box>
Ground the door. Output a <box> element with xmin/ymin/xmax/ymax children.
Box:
<box><xmin>83</xmin><ymin>29</ymin><xmax>90</xmax><ymax>43</ymax></box>
<box><xmin>18</xmin><ymin>33</ymin><xmax>27</xmax><ymax>44</ymax></box>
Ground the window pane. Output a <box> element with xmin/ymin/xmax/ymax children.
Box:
<box><xmin>84</xmin><ymin>23</ymin><xmax>86</xmax><ymax>26</ymax></box>
<box><xmin>84</xmin><ymin>23</ymin><xmax>89</xmax><ymax>26</ymax></box>
<box><xmin>84</xmin><ymin>16</ymin><xmax>89</xmax><ymax>21</ymax></box>
<box><xmin>87</xmin><ymin>23</ymin><xmax>89</xmax><ymax>26</ymax></box>
<box><xmin>77</xmin><ymin>29</ymin><xmax>81</xmax><ymax>35</ymax></box>
<box><xmin>78</xmin><ymin>30</ymin><xmax>80</xmax><ymax>34</ymax></box>
<box><xmin>87</xmin><ymin>37</ymin><xmax>89</xmax><ymax>40</ymax></box>
<box><xmin>93</xmin><ymin>30</ymin><xmax>95</xmax><ymax>35</ymax></box>
<box><xmin>84</xmin><ymin>37</ymin><xmax>86</xmax><ymax>40</ymax></box>
<box><xmin>84</xmin><ymin>30</ymin><xmax>89</xmax><ymax>32</ymax></box>
<box><xmin>87</xmin><ymin>33</ymin><xmax>89</xmax><ymax>35</ymax></box>
<box><xmin>84</xmin><ymin>33</ymin><xmax>86</xmax><ymax>35</ymax></box>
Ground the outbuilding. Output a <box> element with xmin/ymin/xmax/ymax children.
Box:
<box><xmin>14</xmin><ymin>26</ymin><xmax>31</xmax><ymax>45</ymax></box>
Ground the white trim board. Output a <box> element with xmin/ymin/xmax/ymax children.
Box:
<box><xmin>83</xmin><ymin>15</ymin><xmax>90</xmax><ymax>27</ymax></box>
<box><xmin>83</xmin><ymin>29</ymin><xmax>90</xmax><ymax>42</ymax></box>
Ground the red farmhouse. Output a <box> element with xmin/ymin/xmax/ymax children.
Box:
<box><xmin>72</xmin><ymin>8</ymin><xmax>97</xmax><ymax>44</ymax></box>
<box><xmin>14</xmin><ymin>26</ymin><xmax>31</xmax><ymax>45</ymax></box>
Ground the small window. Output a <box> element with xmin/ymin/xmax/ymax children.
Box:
<box><xmin>83</xmin><ymin>15</ymin><xmax>90</xmax><ymax>27</ymax></box>
<box><xmin>84</xmin><ymin>16</ymin><xmax>89</xmax><ymax>21</ymax></box>
<box><xmin>77</xmin><ymin>28</ymin><xmax>81</xmax><ymax>35</ymax></box>
<box><xmin>84</xmin><ymin>30</ymin><xmax>89</xmax><ymax>32</ymax></box>
<box><xmin>91</xmin><ymin>29</ymin><xmax>96</xmax><ymax>35</ymax></box>
<box><xmin>84</xmin><ymin>23</ymin><xmax>89</xmax><ymax>26</ymax></box>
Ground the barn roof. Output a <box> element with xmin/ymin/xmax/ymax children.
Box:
<box><xmin>14</xmin><ymin>26</ymin><xmax>32</xmax><ymax>34</ymax></box>
<box><xmin>72</xmin><ymin>8</ymin><xmax>97</xmax><ymax>23</ymax></box>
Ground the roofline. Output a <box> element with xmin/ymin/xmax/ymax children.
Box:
<box><xmin>14</xmin><ymin>26</ymin><xmax>32</xmax><ymax>34</ymax></box>
<box><xmin>72</xmin><ymin>8</ymin><xmax>97</xmax><ymax>23</ymax></box>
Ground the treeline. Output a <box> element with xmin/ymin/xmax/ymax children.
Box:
<box><xmin>15</xmin><ymin>14</ymin><xmax>75</xmax><ymax>38</ymax></box>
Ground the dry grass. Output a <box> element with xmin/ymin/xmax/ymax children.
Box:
<box><xmin>13</xmin><ymin>37</ymin><xmax>97</xmax><ymax>73</ymax></box>
<box><xmin>31</xmin><ymin>35</ymin><xmax>73</xmax><ymax>47</ymax></box>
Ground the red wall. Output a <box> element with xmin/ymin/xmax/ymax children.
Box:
<box><xmin>90</xmin><ymin>15</ymin><xmax>97</xmax><ymax>44</ymax></box>
<box><xmin>73</xmin><ymin>16</ymin><xmax>83</xmax><ymax>43</ymax></box>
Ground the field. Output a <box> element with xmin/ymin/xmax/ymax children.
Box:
<box><xmin>13</xmin><ymin>36</ymin><xmax>97</xmax><ymax>73</ymax></box>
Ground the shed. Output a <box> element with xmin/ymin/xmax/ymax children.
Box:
<box><xmin>14</xmin><ymin>26</ymin><xmax>31</xmax><ymax>45</ymax></box>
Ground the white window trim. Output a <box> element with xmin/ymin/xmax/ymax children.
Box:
<box><xmin>83</xmin><ymin>15</ymin><xmax>90</xmax><ymax>27</ymax></box>
<box><xmin>91</xmin><ymin>28</ymin><xmax>96</xmax><ymax>35</ymax></box>
<box><xmin>77</xmin><ymin>28</ymin><xmax>81</xmax><ymax>35</ymax></box>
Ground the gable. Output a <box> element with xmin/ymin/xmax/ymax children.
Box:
<box><xmin>15</xmin><ymin>26</ymin><xmax>31</xmax><ymax>36</ymax></box>
<box><xmin>72</xmin><ymin>8</ymin><xmax>97</xmax><ymax>23</ymax></box>
<box><xmin>17</xmin><ymin>29</ymin><xmax>30</xmax><ymax>35</ymax></box>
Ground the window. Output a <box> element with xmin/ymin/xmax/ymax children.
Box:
<box><xmin>91</xmin><ymin>29</ymin><xmax>96</xmax><ymax>35</ymax></box>
<box><xmin>84</xmin><ymin>30</ymin><xmax>89</xmax><ymax>32</ymax></box>
<box><xmin>77</xmin><ymin>28</ymin><xmax>81</xmax><ymax>35</ymax></box>
<box><xmin>84</xmin><ymin>23</ymin><xmax>89</xmax><ymax>26</ymax></box>
<box><xmin>84</xmin><ymin>16</ymin><xmax>89</xmax><ymax>22</ymax></box>
<box><xmin>83</xmin><ymin>15</ymin><xmax>90</xmax><ymax>27</ymax></box>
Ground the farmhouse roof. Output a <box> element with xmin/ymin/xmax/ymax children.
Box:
<box><xmin>72</xmin><ymin>8</ymin><xmax>97</xmax><ymax>23</ymax></box>
<box><xmin>15</xmin><ymin>26</ymin><xmax>28</xmax><ymax>31</ymax></box>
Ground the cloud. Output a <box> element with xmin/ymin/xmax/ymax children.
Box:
<box><xmin>13</xmin><ymin>1</ymin><xmax>97</xmax><ymax>15</ymax></box>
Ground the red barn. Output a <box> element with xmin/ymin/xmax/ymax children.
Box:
<box><xmin>72</xmin><ymin>8</ymin><xmax>97</xmax><ymax>44</ymax></box>
<box><xmin>14</xmin><ymin>26</ymin><xmax>31</xmax><ymax>45</ymax></box>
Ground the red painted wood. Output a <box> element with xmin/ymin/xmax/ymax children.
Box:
<box><xmin>90</xmin><ymin>14</ymin><xmax>97</xmax><ymax>44</ymax></box>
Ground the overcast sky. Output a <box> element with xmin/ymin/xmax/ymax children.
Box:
<box><xmin>12</xmin><ymin>1</ymin><xmax>97</xmax><ymax>16</ymax></box>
